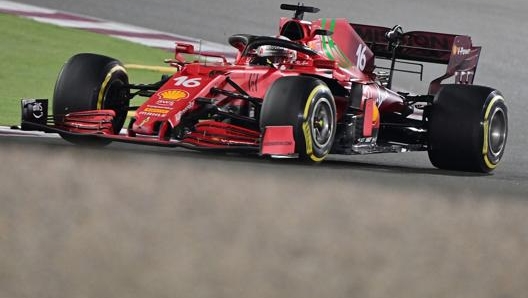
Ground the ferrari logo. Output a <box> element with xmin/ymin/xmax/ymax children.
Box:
<box><xmin>138</xmin><ymin>116</ymin><xmax>150</xmax><ymax>127</ymax></box>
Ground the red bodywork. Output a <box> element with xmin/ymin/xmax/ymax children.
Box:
<box><xmin>26</xmin><ymin>9</ymin><xmax>482</xmax><ymax>156</ymax></box>
<box><xmin>123</xmin><ymin>17</ymin><xmax>396</xmax><ymax>149</ymax></box>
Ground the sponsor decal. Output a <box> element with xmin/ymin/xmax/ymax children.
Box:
<box><xmin>32</xmin><ymin>102</ymin><xmax>44</xmax><ymax>119</ymax></box>
<box><xmin>452</xmin><ymin>45</ymin><xmax>471</xmax><ymax>56</ymax></box>
<box><xmin>358</xmin><ymin>137</ymin><xmax>373</xmax><ymax>143</ymax></box>
<box><xmin>144</xmin><ymin>107</ymin><xmax>170</xmax><ymax>114</ymax></box>
<box><xmin>21</xmin><ymin>99</ymin><xmax>48</xmax><ymax>129</ymax></box>
<box><xmin>292</xmin><ymin>60</ymin><xmax>311</xmax><ymax>66</ymax></box>
<box><xmin>139</xmin><ymin>112</ymin><xmax>163</xmax><ymax>117</ymax></box>
<box><xmin>138</xmin><ymin>107</ymin><xmax>171</xmax><ymax>117</ymax></box>
<box><xmin>156</xmin><ymin>99</ymin><xmax>175</xmax><ymax>106</ymax></box>
<box><xmin>157</xmin><ymin>89</ymin><xmax>189</xmax><ymax>101</ymax></box>
<box><xmin>138</xmin><ymin>116</ymin><xmax>151</xmax><ymax>127</ymax></box>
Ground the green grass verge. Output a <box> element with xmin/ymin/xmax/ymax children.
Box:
<box><xmin>0</xmin><ymin>13</ymin><xmax>176</xmax><ymax>126</ymax></box>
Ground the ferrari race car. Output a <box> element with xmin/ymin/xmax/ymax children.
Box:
<box><xmin>21</xmin><ymin>3</ymin><xmax>508</xmax><ymax>173</ymax></box>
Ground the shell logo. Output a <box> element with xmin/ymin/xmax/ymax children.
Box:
<box><xmin>158</xmin><ymin>89</ymin><xmax>189</xmax><ymax>101</ymax></box>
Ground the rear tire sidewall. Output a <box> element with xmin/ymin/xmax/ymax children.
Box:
<box><xmin>53</xmin><ymin>53</ymin><xmax>129</xmax><ymax>145</ymax></box>
<box><xmin>428</xmin><ymin>84</ymin><xmax>508</xmax><ymax>172</ymax></box>
<box><xmin>260</xmin><ymin>76</ymin><xmax>336</xmax><ymax>161</ymax></box>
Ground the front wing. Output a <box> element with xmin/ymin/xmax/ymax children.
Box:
<box><xmin>20</xmin><ymin>99</ymin><xmax>261</xmax><ymax>153</ymax></box>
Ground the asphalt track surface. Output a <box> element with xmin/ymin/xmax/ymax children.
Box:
<box><xmin>9</xmin><ymin>0</ymin><xmax>528</xmax><ymax>191</ymax></box>
<box><xmin>2</xmin><ymin>1</ymin><xmax>528</xmax><ymax>298</ymax></box>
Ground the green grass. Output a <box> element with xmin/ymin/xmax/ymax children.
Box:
<box><xmin>0</xmin><ymin>13</ymin><xmax>175</xmax><ymax>125</ymax></box>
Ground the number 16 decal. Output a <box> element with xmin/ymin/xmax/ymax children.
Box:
<box><xmin>356</xmin><ymin>44</ymin><xmax>367</xmax><ymax>71</ymax></box>
<box><xmin>174</xmin><ymin>76</ymin><xmax>202</xmax><ymax>87</ymax></box>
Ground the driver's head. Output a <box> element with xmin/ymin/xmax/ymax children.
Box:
<box><xmin>256</xmin><ymin>36</ymin><xmax>296</xmax><ymax>65</ymax></box>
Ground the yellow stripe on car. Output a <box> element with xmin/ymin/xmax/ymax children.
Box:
<box><xmin>124</xmin><ymin>64</ymin><xmax>177</xmax><ymax>73</ymax></box>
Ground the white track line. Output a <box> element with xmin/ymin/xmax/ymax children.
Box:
<box><xmin>0</xmin><ymin>0</ymin><xmax>54</xmax><ymax>13</ymax></box>
<box><xmin>0</xmin><ymin>0</ymin><xmax>236</xmax><ymax>57</ymax></box>
<box><xmin>0</xmin><ymin>126</ymin><xmax>58</xmax><ymax>137</ymax></box>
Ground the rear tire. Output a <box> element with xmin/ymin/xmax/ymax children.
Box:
<box><xmin>53</xmin><ymin>53</ymin><xmax>130</xmax><ymax>145</ymax></box>
<box><xmin>260</xmin><ymin>76</ymin><xmax>336</xmax><ymax>162</ymax></box>
<box><xmin>428</xmin><ymin>84</ymin><xmax>508</xmax><ymax>173</ymax></box>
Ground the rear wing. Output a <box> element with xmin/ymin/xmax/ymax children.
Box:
<box><xmin>350</xmin><ymin>23</ymin><xmax>481</xmax><ymax>94</ymax></box>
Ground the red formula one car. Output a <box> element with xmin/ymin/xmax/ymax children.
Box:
<box><xmin>21</xmin><ymin>3</ymin><xmax>507</xmax><ymax>172</ymax></box>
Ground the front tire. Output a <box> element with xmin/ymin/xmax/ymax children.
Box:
<box><xmin>260</xmin><ymin>76</ymin><xmax>336</xmax><ymax>162</ymax></box>
<box><xmin>428</xmin><ymin>84</ymin><xmax>508</xmax><ymax>173</ymax></box>
<box><xmin>53</xmin><ymin>53</ymin><xmax>130</xmax><ymax>145</ymax></box>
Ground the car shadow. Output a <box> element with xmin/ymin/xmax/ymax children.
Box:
<box><xmin>3</xmin><ymin>136</ymin><xmax>490</xmax><ymax>178</ymax></box>
<box><xmin>262</xmin><ymin>155</ymin><xmax>490</xmax><ymax>178</ymax></box>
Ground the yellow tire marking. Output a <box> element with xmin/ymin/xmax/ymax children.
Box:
<box><xmin>97</xmin><ymin>65</ymin><xmax>127</xmax><ymax>109</ymax></box>
<box><xmin>302</xmin><ymin>85</ymin><xmax>329</xmax><ymax>162</ymax></box>
<box><xmin>482</xmin><ymin>95</ymin><xmax>504</xmax><ymax>169</ymax></box>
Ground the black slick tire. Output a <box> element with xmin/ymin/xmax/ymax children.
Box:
<box><xmin>428</xmin><ymin>84</ymin><xmax>508</xmax><ymax>173</ymax></box>
<box><xmin>53</xmin><ymin>53</ymin><xmax>130</xmax><ymax>145</ymax></box>
<box><xmin>260</xmin><ymin>76</ymin><xmax>336</xmax><ymax>162</ymax></box>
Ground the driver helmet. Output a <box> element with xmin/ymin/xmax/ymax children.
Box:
<box><xmin>256</xmin><ymin>36</ymin><xmax>296</xmax><ymax>65</ymax></box>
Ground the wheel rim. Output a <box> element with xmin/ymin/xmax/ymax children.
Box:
<box><xmin>311</xmin><ymin>97</ymin><xmax>334</xmax><ymax>149</ymax></box>
<box><xmin>488</xmin><ymin>106</ymin><xmax>507</xmax><ymax>157</ymax></box>
<box><xmin>103</xmin><ymin>79</ymin><xmax>129</xmax><ymax>133</ymax></box>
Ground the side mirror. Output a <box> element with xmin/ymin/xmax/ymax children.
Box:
<box><xmin>175</xmin><ymin>43</ymin><xmax>195</xmax><ymax>54</ymax></box>
<box><xmin>313</xmin><ymin>29</ymin><xmax>333</xmax><ymax>36</ymax></box>
<box><xmin>310</xmin><ymin>29</ymin><xmax>333</xmax><ymax>39</ymax></box>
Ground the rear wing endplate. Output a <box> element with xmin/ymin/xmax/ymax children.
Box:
<box><xmin>350</xmin><ymin>23</ymin><xmax>481</xmax><ymax>94</ymax></box>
